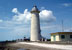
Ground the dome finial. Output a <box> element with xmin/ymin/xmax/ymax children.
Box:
<box><xmin>33</xmin><ymin>5</ymin><xmax>37</xmax><ymax>7</ymax></box>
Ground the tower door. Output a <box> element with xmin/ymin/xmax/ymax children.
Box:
<box><xmin>53</xmin><ymin>35</ymin><xmax>56</xmax><ymax>41</ymax></box>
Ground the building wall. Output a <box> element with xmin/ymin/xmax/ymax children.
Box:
<box><xmin>51</xmin><ymin>35</ymin><xmax>53</xmax><ymax>41</ymax></box>
<box><xmin>59</xmin><ymin>34</ymin><xmax>72</xmax><ymax>41</ymax></box>
<box><xmin>56</xmin><ymin>34</ymin><xmax>60</xmax><ymax>41</ymax></box>
<box><xmin>51</xmin><ymin>33</ymin><xmax>72</xmax><ymax>41</ymax></box>
<box><xmin>51</xmin><ymin>34</ymin><xmax>60</xmax><ymax>41</ymax></box>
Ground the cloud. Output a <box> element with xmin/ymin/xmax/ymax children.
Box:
<box><xmin>40</xmin><ymin>25</ymin><xmax>62</xmax><ymax>39</ymax></box>
<box><xmin>12</xmin><ymin>8</ymin><xmax>31</xmax><ymax>23</ymax></box>
<box><xmin>62</xmin><ymin>3</ymin><xmax>72</xmax><ymax>7</ymax></box>
<box><xmin>40</xmin><ymin>7</ymin><xmax>45</xmax><ymax>11</ymax></box>
<box><xmin>12</xmin><ymin>25</ymin><xmax>30</xmax><ymax>36</ymax></box>
<box><xmin>39</xmin><ymin>10</ymin><xmax>56</xmax><ymax>23</ymax></box>
<box><xmin>64</xmin><ymin>28</ymin><xmax>72</xmax><ymax>32</ymax></box>
<box><xmin>0</xmin><ymin>20</ymin><xmax>30</xmax><ymax>40</ymax></box>
<box><xmin>0</xmin><ymin>20</ymin><xmax>3</xmax><ymax>22</ymax></box>
<box><xmin>0</xmin><ymin>7</ymin><xmax>56</xmax><ymax>40</ymax></box>
<box><xmin>41</xmin><ymin>25</ymin><xmax>61</xmax><ymax>31</ymax></box>
<box><xmin>12</xmin><ymin>8</ymin><xmax>56</xmax><ymax>24</ymax></box>
<box><xmin>41</xmin><ymin>25</ymin><xmax>57</xmax><ymax>30</ymax></box>
<box><xmin>12</xmin><ymin>8</ymin><xmax>19</xmax><ymax>14</ymax></box>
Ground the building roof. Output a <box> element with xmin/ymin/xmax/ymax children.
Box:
<box><xmin>51</xmin><ymin>32</ymin><xmax>72</xmax><ymax>35</ymax></box>
<box><xmin>30</xmin><ymin>5</ymin><xmax>40</xmax><ymax>13</ymax></box>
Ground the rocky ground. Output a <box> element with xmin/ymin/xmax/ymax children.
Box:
<box><xmin>8</xmin><ymin>42</ymin><xmax>63</xmax><ymax>50</ymax></box>
<box><xmin>0</xmin><ymin>41</ymin><xmax>72</xmax><ymax>50</ymax></box>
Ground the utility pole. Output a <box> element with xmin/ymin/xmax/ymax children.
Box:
<box><xmin>62</xmin><ymin>20</ymin><xmax>64</xmax><ymax>32</ymax></box>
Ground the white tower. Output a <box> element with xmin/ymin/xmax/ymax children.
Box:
<box><xmin>30</xmin><ymin>5</ymin><xmax>41</xmax><ymax>41</ymax></box>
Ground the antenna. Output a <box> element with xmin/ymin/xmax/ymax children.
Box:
<box><xmin>62</xmin><ymin>20</ymin><xmax>64</xmax><ymax>32</ymax></box>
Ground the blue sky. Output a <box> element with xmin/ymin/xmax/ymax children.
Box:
<box><xmin>0</xmin><ymin>0</ymin><xmax>72</xmax><ymax>41</ymax></box>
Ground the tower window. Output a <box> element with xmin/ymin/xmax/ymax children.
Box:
<box><xmin>70</xmin><ymin>35</ymin><xmax>72</xmax><ymax>38</ymax></box>
<box><xmin>61</xmin><ymin>35</ymin><xmax>65</xmax><ymax>39</ymax></box>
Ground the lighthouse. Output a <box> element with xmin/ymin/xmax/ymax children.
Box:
<box><xmin>30</xmin><ymin>5</ymin><xmax>41</xmax><ymax>41</ymax></box>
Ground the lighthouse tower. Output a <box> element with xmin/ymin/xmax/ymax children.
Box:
<box><xmin>30</xmin><ymin>5</ymin><xmax>41</xmax><ymax>41</ymax></box>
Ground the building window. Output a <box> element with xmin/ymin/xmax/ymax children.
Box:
<box><xmin>70</xmin><ymin>35</ymin><xmax>72</xmax><ymax>38</ymax></box>
<box><xmin>61</xmin><ymin>35</ymin><xmax>65</xmax><ymax>39</ymax></box>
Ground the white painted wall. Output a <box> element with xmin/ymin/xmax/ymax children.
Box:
<box><xmin>59</xmin><ymin>34</ymin><xmax>72</xmax><ymax>41</ymax></box>
<box><xmin>51</xmin><ymin>34</ymin><xmax>72</xmax><ymax>41</ymax></box>
<box><xmin>51</xmin><ymin>34</ymin><xmax>60</xmax><ymax>41</ymax></box>
<box><xmin>30</xmin><ymin>12</ymin><xmax>41</xmax><ymax>41</ymax></box>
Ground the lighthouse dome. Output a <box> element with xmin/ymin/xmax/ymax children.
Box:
<box><xmin>31</xmin><ymin>5</ymin><xmax>40</xmax><ymax>13</ymax></box>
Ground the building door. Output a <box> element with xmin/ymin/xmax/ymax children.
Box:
<box><xmin>53</xmin><ymin>35</ymin><xmax>56</xmax><ymax>41</ymax></box>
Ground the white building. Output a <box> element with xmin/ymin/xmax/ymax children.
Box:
<box><xmin>30</xmin><ymin>5</ymin><xmax>41</xmax><ymax>41</ymax></box>
<box><xmin>51</xmin><ymin>32</ymin><xmax>72</xmax><ymax>41</ymax></box>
